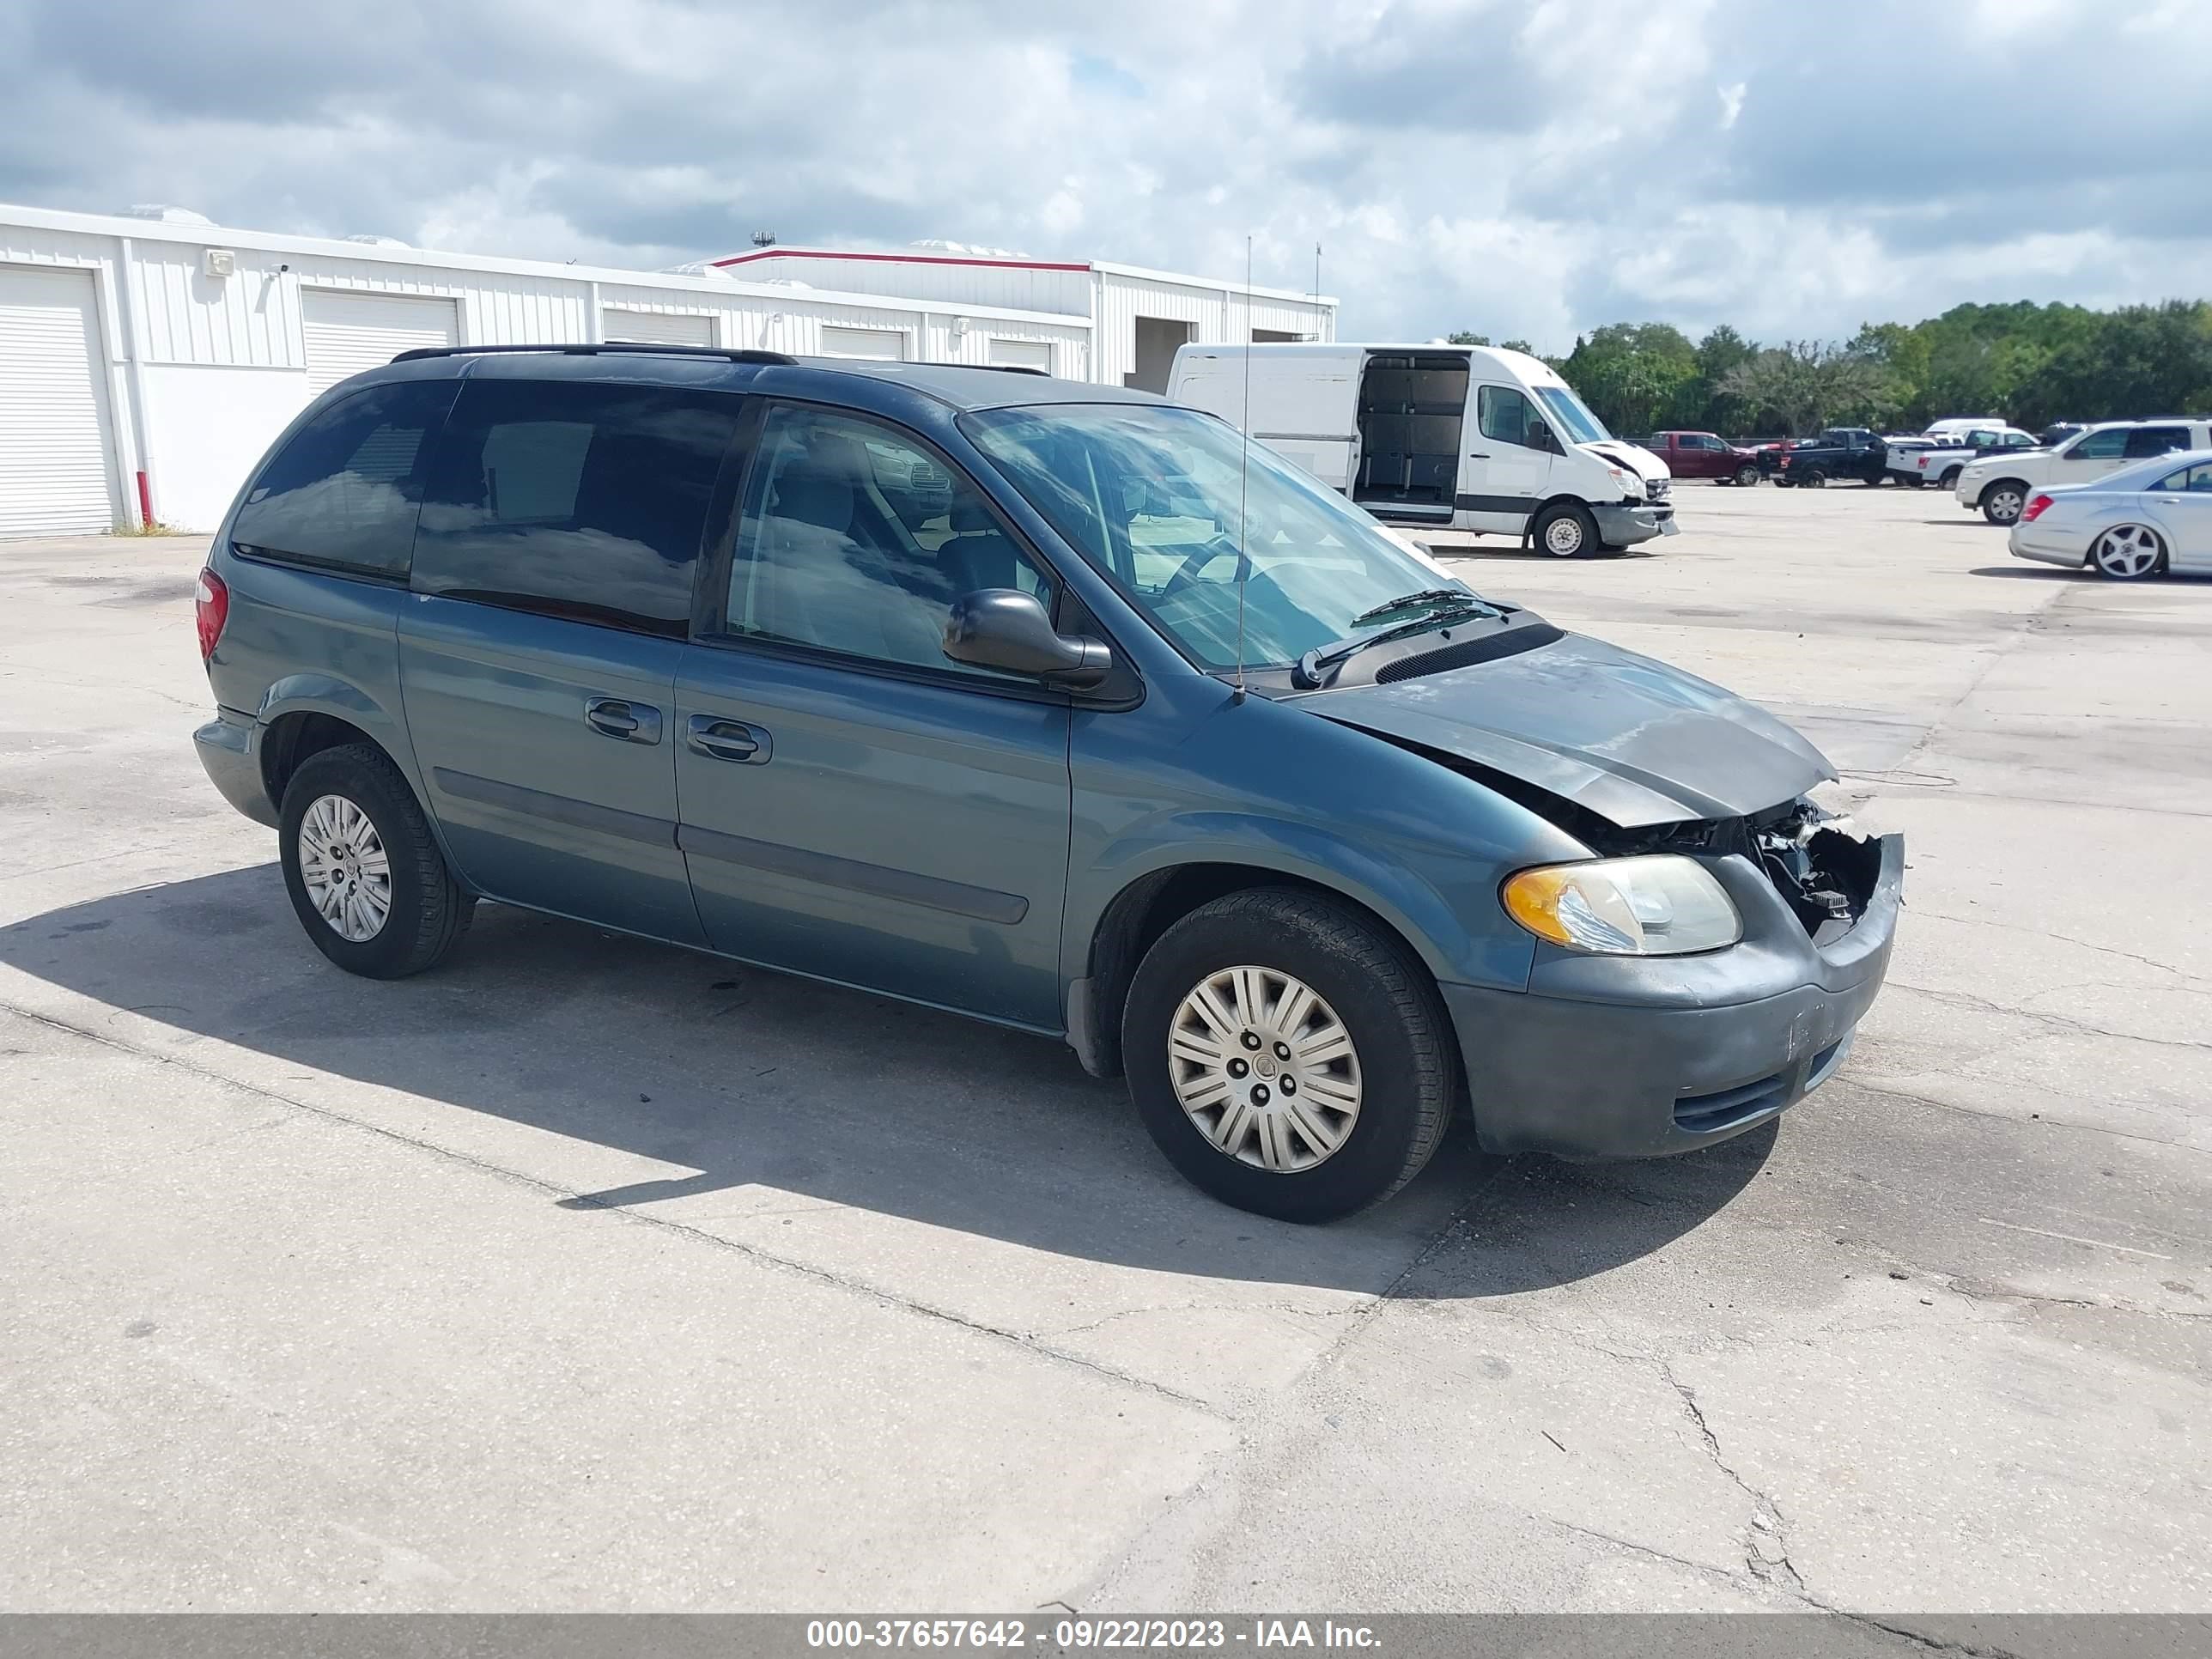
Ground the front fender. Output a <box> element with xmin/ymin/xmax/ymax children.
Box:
<box><xmin>1070</xmin><ymin>807</ymin><xmax>1538</xmax><ymax>994</ymax></box>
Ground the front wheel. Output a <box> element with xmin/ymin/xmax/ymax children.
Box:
<box><xmin>1533</xmin><ymin>501</ymin><xmax>1601</xmax><ymax>558</ymax></box>
<box><xmin>280</xmin><ymin>744</ymin><xmax>474</xmax><ymax>978</ymax></box>
<box><xmin>1981</xmin><ymin>482</ymin><xmax>2027</xmax><ymax>526</ymax></box>
<box><xmin>1734</xmin><ymin>463</ymin><xmax>1760</xmax><ymax>487</ymax></box>
<box><xmin>2090</xmin><ymin>523</ymin><xmax>2166</xmax><ymax>580</ymax></box>
<box><xmin>1122</xmin><ymin>890</ymin><xmax>1455</xmax><ymax>1222</ymax></box>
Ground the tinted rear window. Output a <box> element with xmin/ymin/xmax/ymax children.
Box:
<box><xmin>412</xmin><ymin>380</ymin><xmax>744</xmax><ymax>636</ymax></box>
<box><xmin>232</xmin><ymin>380</ymin><xmax>458</xmax><ymax>578</ymax></box>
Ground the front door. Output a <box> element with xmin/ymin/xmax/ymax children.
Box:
<box><xmin>675</xmin><ymin>403</ymin><xmax>1073</xmax><ymax>1028</ymax></box>
<box><xmin>1462</xmin><ymin>383</ymin><xmax>1554</xmax><ymax>534</ymax></box>
<box><xmin>398</xmin><ymin>375</ymin><xmax>746</xmax><ymax>945</ymax></box>
<box><xmin>2148</xmin><ymin>457</ymin><xmax>2212</xmax><ymax>574</ymax></box>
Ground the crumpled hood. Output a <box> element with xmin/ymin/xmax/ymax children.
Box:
<box><xmin>1312</xmin><ymin>632</ymin><xmax>1834</xmax><ymax>828</ymax></box>
<box><xmin>1583</xmin><ymin>440</ymin><xmax>1668</xmax><ymax>481</ymax></box>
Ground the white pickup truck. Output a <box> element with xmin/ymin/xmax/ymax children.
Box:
<box><xmin>1886</xmin><ymin>424</ymin><xmax>2042</xmax><ymax>489</ymax></box>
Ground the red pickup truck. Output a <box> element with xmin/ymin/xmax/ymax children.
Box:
<box><xmin>1645</xmin><ymin>430</ymin><xmax>1762</xmax><ymax>486</ymax></box>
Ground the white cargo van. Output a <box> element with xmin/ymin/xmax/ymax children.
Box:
<box><xmin>1167</xmin><ymin>342</ymin><xmax>1674</xmax><ymax>556</ymax></box>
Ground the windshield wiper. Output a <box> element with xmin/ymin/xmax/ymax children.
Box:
<box><xmin>1349</xmin><ymin>587</ymin><xmax>1493</xmax><ymax>626</ymax></box>
<box><xmin>1291</xmin><ymin>602</ymin><xmax>1502</xmax><ymax>690</ymax></box>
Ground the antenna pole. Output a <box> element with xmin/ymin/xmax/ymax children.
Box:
<box><xmin>1234</xmin><ymin>235</ymin><xmax>1253</xmax><ymax>705</ymax></box>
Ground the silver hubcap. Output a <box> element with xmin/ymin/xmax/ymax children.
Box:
<box><xmin>1543</xmin><ymin>516</ymin><xmax>1584</xmax><ymax>556</ymax></box>
<box><xmin>1990</xmin><ymin>489</ymin><xmax>2022</xmax><ymax>520</ymax></box>
<box><xmin>2094</xmin><ymin>524</ymin><xmax>2160</xmax><ymax>578</ymax></box>
<box><xmin>1169</xmin><ymin>966</ymin><xmax>1362</xmax><ymax>1173</ymax></box>
<box><xmin>298</xmin><ymin>793</ymin><xmax>392</xmax><ymax>943</ymax></box>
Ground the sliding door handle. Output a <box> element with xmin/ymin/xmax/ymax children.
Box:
<box><xmin>585</xmin><ymin>697</ymin><xmax>661</xmax><ymax>744</ymax></box>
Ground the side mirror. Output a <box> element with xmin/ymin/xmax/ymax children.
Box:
<box><xmin>1528</xmin><ymin>420</ymin><xmax>1560</xmax><ymax>454</ymax></box>
<box><xmin>943</xmin><ymin>589</ymin><xmax>1112</xmax><ymax>689</ymax></box>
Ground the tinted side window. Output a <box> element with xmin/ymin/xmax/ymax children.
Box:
<box><xmin>414</xmin><ymin>380</ymin><xmax>743</xmax><ymax>636</ymax></box>
<box><xmin>232</xmin><ymin>380</ymin><xmax>457</xmax><ymax>578</ymax></box>
<box><xmin>723</xmin><ymin>405</ymin><xmax>1053</xmax><ymax>679</ymax></box>
<box><xmin>1477</xmin><ymin>385</ymin><xmax>1535</xmax><ymax>447</ymax></box>
<box><xmin>2126</xmin><ymin>426</ymin><xmax>2191</xmax><ymax>459</ymax></box>
<box><xmin>2070</xmin><ymin>429</ymin><xmax>2128</xmax><ymax>459</ymax></box>
<box><xmin>2157</xmin><ymin>461</ymin><xmax>2212</xmax><ymax>492</ymax></box>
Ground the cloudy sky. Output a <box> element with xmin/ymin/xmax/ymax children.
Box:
<box><xmin>3</xmin><ymin>0</ymin><xmax>2206</xmax><ymax>350</ymax></box>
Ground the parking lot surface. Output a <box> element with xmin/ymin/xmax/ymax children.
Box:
<box><xmin>2</xmin><ymin>483</ymin><xmax>2207</xmax><ymax>1618</ymax></box>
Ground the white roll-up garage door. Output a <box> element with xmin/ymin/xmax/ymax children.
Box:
<box><xmin>0</xmin><ymin>266</ymin><xmax>121</xmax><ymax>538</ymax></box>
<box><xmin>818</xmin><ymin>325</ymin><xmax>905</xmax><ymax>361</ymax></box>
<box><xmin>601</xmin><ymin>308</ymin><xmax>715</xmax><ymax>347</ymax></box>
<box><xmin>987</xmin><ymin>337</ymin><xmax>1054</xmax><ymax>373</ymax></box>
<box><xmin>302</xmin><ymin>290</ymin><xmax>460</xmax><ymax>393</ymax></box>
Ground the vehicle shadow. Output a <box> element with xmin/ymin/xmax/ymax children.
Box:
<box><xmin>0</xmin><ymin>865</ymin><xmax>1776</xmax><ymax>1296</ymax></box>
<box><xmin>1968</xmin><ymin>565</ymin><xmax>2083</xmax><ymax>580</ymax></box>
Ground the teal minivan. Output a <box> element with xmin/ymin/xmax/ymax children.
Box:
<box><xmin>194</xmin><ymin>344</ymin><xmax>1900</xmax><ymax>1222</ymax></box>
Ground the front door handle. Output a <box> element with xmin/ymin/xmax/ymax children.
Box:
<box><xmin>1468</xmin><ymin>451</ymin><xmax>1491</xmax><ymax>459</ymax></box>
<box><xmin>687</xmin><ymin>714</ymin><xmax>771</xmax><ymax>764</ymax></box>
<box><xmin>585</xmin><ymin>697</ymin><xmax>661</xmax><ymax>744</ymax></box>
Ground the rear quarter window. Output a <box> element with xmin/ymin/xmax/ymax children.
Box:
<box><xmin>231</xmin><ymin>380</ymin><xmax>459</xmax><ymax>579</ymax></box>
<box><xmin>411</xmin><ymin>380</ymin><xmax>745</xmax><ymax>636</ymax></box>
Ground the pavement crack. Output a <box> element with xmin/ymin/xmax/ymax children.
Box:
<box><xmin>1840</xmin><ymin>1074</ymin><xmax>2212</xmax><ymax>1159</ymax></box>
<box><xmin>1659</xmin><ymin>1359</ymin><xmax>1804</xmax><ymax>1595</ymax></box>
<box><xmin>1886</xmin><ymin>980</ymin><xmax>2212</xmax><ymax>1053</ymax></box>
<box><xmin>1942</xmin><ymin>1279</ymin><xmax>2212</xmax><ymax>1324</ymax></box>
<box><xmin>1909</xmin><ymin>908</ymin><xmax>2208</xmax><ymax>985</ymax></box>
<box><xmin>0</xmin><ymin>995</ymin><xmax>1229</xmax><ymax>1422</ymax></box>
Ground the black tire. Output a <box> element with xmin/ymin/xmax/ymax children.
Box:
<box><xmin>1938</xmin><ymin>466</ymin><xmax>1964</xmax><ymax>490</ymax></box>
<box><xmin>1797</xmin><ymin>468</ymin><xmax>1827</xmax><ymax>489</ymax></box>
<box><xmin>1734</xmin><ymin>463</ymin><xmax>1759</xmax><ymax>487</ymax></box>
<box><xmin>2087</xmin><ymin>523</ymin><xmax>2166</xmax><ymax>581</ymax></box>
<box><xmin>1122</xmin><ymin>889</ymin><xmax>1455</xmax><ymax>1223</ymax></box>
<box><xmin>1900</xmin><ymin>474</ymin><xmax>1924</xmax><ymax>488</ymax></box>
<box><xmin>1980</xmin><ymin>481</ymin><xmax>2027</xmax><ymax>526</ymax></box>
<box><xmin>279</xmin><ymin>743</ymin><xmax>473</xmax><ymax>979</ymax></box>
<box><xmin>1532</xmin><ymin>501</ymin><xmax>1601</xmax><ymax>558</ymax></box>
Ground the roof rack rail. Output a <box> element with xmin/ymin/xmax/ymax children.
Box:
<box><xmin>915</xmin><ymin>361</ymin><xmax>1049</xmax><ymax>377</ymax></box>
<box><xmin>388</xmin><ymin>343</ymin><xmax>799</xmax><ymax>367</ymax></box>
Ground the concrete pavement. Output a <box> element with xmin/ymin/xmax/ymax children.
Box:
<box><xmin>0</xmin><ymin>483</ymin><xmax>2205</xmax><ymax>1621</ymax></box>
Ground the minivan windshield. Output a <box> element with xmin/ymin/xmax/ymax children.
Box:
<box><xmin>1532</xmin><ymin>383</ymin><xmax>1611</xmax><ymax>445</ymax></box>
<box><xmin>965</xmin><ymin>404</ymin><xmax>1477</xmax><ymax>673</ymax></box>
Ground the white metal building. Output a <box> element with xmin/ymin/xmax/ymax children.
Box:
<box><xmin>0</xmin><ymin>205</ymin><xmax>1335</xmax><ymax>538</ymax></box>
<box><xmin>710</xmin><ymin>243</ymin><xmax>1335</xmax><ymax>396</ymax></box>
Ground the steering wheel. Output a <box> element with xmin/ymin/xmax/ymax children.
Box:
<box><xmin>1159</xmin><ymin>538</ymin><xmax>1249</xmax><ymax>601</ymax></box>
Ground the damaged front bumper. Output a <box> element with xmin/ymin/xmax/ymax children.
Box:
<box><xmin>1441</xmin><ymin>831</ymin><xmax>1903</xmax><ymax>1159</ymax></box>
<box><xmin>1592</xmin><ymin>501</ymin><xmax>1677</xmax><ymax>547</ymax></box>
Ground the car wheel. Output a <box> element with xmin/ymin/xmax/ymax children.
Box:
<box><xmin>1938</xmin><ymin>467</ymin><xmax>1963</xmax><ymax>489</ymax></box>
<box><xmin>1533</xmin><ymin>501</ymin><xmax>1600</xmax><ymax>558</ymax></box>
<box><xmin>1734</xmin><ymin>463</ymin><xmax>1759</xmax><ymax>487</ymax></box>
<box><xmin>1901</xmin><ymin>474</ymin><xmax>1924</xmax><ymax>488</ymax></box>
<box><xmin>280</xmin><ymin>743</ymin><xmax>474</xmax><ymax>978</ymax></box>
<box><xmin>1982</xmin><ymin>482</ymin><xmax>2027</xmax><ymax>526</ymax></box>
<box><xmin>1798</xmin><ymin>468</ymin><xmax>1827</xmax><ymax>489</ymax></box>
<box><xmin>1122</xmin><ymin>889</ymin><xmax>1455</xmax><ymax>1223</ymax></box>
<box><xmin>2089</xmin><ymin>523</ymin><xmax>2166</xmax><ymax>581</ymax></box>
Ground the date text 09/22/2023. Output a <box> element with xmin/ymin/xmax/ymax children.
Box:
<box><xmin>805</xmin><ymin>1620</ymin><xmax>1382</xmax><ymax>1650</ymax></box>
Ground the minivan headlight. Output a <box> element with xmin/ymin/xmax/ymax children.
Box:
<box><xmin>1502</xmin><ymin>855</ymin><xmax>1741</xmax><ymax>955</ymax></box>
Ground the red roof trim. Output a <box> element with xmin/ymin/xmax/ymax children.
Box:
<box><xmin>713</xmin><ymin>247</ymin><xmax>1092</xmax><ymax>273</ymax></box>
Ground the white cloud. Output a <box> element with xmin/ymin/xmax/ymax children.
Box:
<box><xmin>3</xmin><ymin>0</ymin><xmax>2208</xmax><ymax>351</ymax></box>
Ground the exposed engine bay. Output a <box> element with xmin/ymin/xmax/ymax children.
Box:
<box><xmin>1581</xmin><ymin>797</ymin><xmax>1883</xmax><ymax>944</ymax></box>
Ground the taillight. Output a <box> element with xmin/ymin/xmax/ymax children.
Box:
<box><xmin>195</xmin><ymin>568</ymin><xmax>229</xmax><ymax>661</ymax></box>
<box><xmin>2021</xmin><ymin>494</ymin><xmax>2054</xmax><ymax>523</ymax></box>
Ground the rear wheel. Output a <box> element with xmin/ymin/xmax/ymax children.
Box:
<box><xmin>1734</xmin><ymin>463</ymin><xmax>1759</xmax><ymax>487</ymax></box>
<box><xmin>1797</xmin><ymin>468</ymin><xmax>1827</xmax><ymax>489</ymax></box>
<box><xmin>2089</xmin><ymin>523</ymin><xmax>2166</xmax><ymax>580</ymax></box>
<box><xmin>1938</xmin><ymin>466</ymin><xmax>1964</xmax><ymax>489</ymax></box>
<box><xmin>1533</xmin><ymin>501</ymin><xmax>1600</xmax><ymax>558</ymax></box>
<box><xmin>1122</xmin><ymin>890</ymin><xmax>1455</xmax><ymax>1222</ymax></box>
<box><xmin>280</xmin><ymin>744</ymin><xmax>473</xmax><ymax>978</ymax></box>
<box><xmin>1981</xmin><ymin>481</ymin><xmax>2027</xmax><ymax>526</ymax></box>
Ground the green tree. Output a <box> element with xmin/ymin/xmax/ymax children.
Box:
<box><xmin>1556</xmin><ymin>322</ymin><xmax>1699</xmax><ymax>436</ymax></box>
<box><xmin>1720</xmin><ymin>342</ymin><xmax>1895</xmax><ymax>436</ymax></box>
<box><xmin>1693</xmin><ymin>325</ymin><xmax>1760</xmax><ymax>433</ymax></box>
<box><xmin>1446</xmin><ymin>331</ymin><xmax>1490</xmax><ymax>345</ymax></box>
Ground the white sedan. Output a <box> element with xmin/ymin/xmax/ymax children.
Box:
<box><xmin>2008</xmin><ymin>448</ymin><xmax>2212</xmax><ymax>580</ymax></box>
